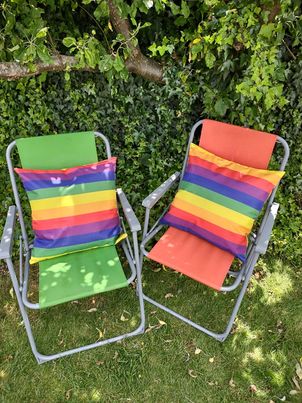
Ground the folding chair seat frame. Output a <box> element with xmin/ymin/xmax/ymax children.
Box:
<box><xmin>0</xmin><ymin>132</ymin><xmax>145</xmax><ymax>364</ymax></box>
<box><xmin>140</xmin><ymin>120</ymin><xmax>289</xmax><ymax>342</ymax></box>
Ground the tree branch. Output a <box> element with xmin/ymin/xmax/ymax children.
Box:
<box><xmin>108</xmin><ymin>0</ymin><xmax>163</xmax><ymax>82</ymax></box>
<box><xmin>0</xmin><ymin>1</ymin><xmax>163</xmax><ymax>82</ymax></box>
<box><xmin>0</xmin><ymin>55</ymin><xmax>94</xmax><ymax>80</ymax></box>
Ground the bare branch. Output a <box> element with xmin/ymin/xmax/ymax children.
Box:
<box><xmin>0</xmin><ymin>55</ymin><xmax>94</xmax><ymax>80</ymax></box>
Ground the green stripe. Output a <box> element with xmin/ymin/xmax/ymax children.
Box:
<box><xmin>32</xmin><ymin>238</ymin><xmax>116</xmax><ymax>258</ymax></box>
<box><xmin>27</xmin><ymin>180</ymin><xmax>115</xmax><ymax>200</ymax></box>
<box><xmin>180</xmin><ymin>181</ymin><xmax>258</xmax><ymax>219</ymax></box>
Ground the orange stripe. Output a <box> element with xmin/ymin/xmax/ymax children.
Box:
<box><xmin>32</xmin><ymin>199</ymin><xmax>116</xmax><ymax>220</ymax></box>
<box><xmin>173</xmin><ymin>198</ymin><xmax>252</xmax><ymax>235</ymax></box>
<box><xmin>190</xmin><ymin>144</ymin><xmax>284</xmax><ymax>185</ymax></box>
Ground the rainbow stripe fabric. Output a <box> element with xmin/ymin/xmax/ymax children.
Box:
<box><xmin>161</xmin><ymin>144</ymin><xmax>284</xmax><ymax>261</ymax></box>
<box><xmin>15</xmin><ymin>158</ymin><xmax>121</xmax><ymax>264</ymax></box>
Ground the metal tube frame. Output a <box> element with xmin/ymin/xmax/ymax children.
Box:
<box><xmin>2</xmin><ymin>131</ymin><xmax>145</xmax><ymax>364</ymax></box>
<box><xmin>141</xmin><ymin>120</ymin><xmax>289</xmax><ymax>341</ymax></box>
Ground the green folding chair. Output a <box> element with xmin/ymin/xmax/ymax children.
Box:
<box><xmin>0</xmin><ymin>131</ymin><xmax>145</xmax><ymax>363</ymax></box>
<box><xmin>141</xmin><ymin>119</ymin><xmax>289</xmax><ymax>341</ymax></box>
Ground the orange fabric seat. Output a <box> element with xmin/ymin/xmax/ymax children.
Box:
<box><xmin>147</xmin><ymin>119</ymin><xmax>277</xmax><ymax>290</ymax></box>
<box><xmin>148</xmin><ymin>227</ymin><xmax>234</xmax><ymax>290</ymax></box>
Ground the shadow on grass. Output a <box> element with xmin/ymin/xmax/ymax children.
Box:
<box><xmin>0</xmin><ymin>255</ymin><xmax>301</xmax><ymax>402</ymax></box>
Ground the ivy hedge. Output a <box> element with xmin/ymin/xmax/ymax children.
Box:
<box><xmin>0</xmin><ymin>67</ymin><xmax>301</xmax><ymax>262</ymax></box>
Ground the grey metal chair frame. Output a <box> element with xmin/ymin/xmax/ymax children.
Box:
<box><xmin>0</xmin><ymin>132</ymin><xmax>145</xmax><ymax>364</ymax></box>
<box><xmin>140</xmin><ymin>120</ymin><xmax>289</xmax><ymax>342</ymax></box>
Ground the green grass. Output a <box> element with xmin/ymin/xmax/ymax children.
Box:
<box><xmin>1</xmin><ymin>255</ymin><xmax>302</xmax><ymax>403</ymax></box>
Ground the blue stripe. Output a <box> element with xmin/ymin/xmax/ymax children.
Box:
<box><xmin>187</xmin><ymin>163</ymin><xmax>269</xmax><ymax>201</ymax></box>
<box><xmin>183</xmin><ymin>173</ymin><xmax>264</xmax><ymax>210</ymax></box>
<box><xmin>160</xmin><ymin>214</ymin><xmax>247</xmax><ymax>262</ymax></box>
<box><xmin>34</xmin><ymin>226</ymin><xmax>120</xmax><ymax>248</ymax></box>
<box><xmin>23</xmin><ymin>171</ymin><xmax>115</xmax><ymax>191</ymax></box>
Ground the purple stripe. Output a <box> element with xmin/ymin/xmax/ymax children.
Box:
<box><xmin>18</xmin><ymin>162</ymin><xmax>115</xmax><ymax>183</ymax></box>
<box><xmin>187</xmin><ymin>163</ymin><xmax>269</xmax><ymax>201</ymax></box>
<box><xmin>34</xmin><ymin>226</ymin><xmax>121</xmax><ymax>248</ymax></box>
<box><xmin>21</xmin><ymin>172</ymin><xmax>115</xmax><ymax>191</ymax></box>
<box><xmin>161</xmin><ymin>213</ymin><xmax>247</xmax><ymax>261</ymax></box>
<box><xmin>34</xmin><ymin>217</ymin><xmax>120</xmax><ymax>240</ymax></box>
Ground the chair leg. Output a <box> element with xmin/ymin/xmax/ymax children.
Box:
<box><xmin>142</xmin><ymin>252</ymin><xmax>259</xmax><ymax>342</ymax></box>
<box><xmin>5</xmin><ymin>256</ymin><xmax>145</xmax><ymax>364</ymax></box>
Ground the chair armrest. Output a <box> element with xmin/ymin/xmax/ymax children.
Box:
<box><xmin>117</xmin><ymin>188</ymin><xmax>141</xmax><ymax>232</ymax></box>
<box><xmin>255</xmin><ymin>202</ymin><xmax>279</xmax><ymax>254</ymax></box>
<box><xmin>0</xmin><ymin>206</ymin><xmax>17</xmax><ymax>260</ymax></box>
<box><xmin>142</xmin><ymin>172</ymin><xmax>180</xmax><ymax>209</ymax></box>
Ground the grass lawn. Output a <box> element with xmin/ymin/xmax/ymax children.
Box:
<box><xmin>1</xmin><ymin>254</ymin><xmax>302</xmax><ymax>403</ymax></box>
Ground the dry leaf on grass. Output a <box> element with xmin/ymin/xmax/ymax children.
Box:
<box><xmin>292</xmin><ymin>376</ymin><xmax>300</xmax><ymax>390</ymax></box>
<box><xmin>229</xmin><ymin>378</ymin><xmax>236</xmax><ymax>387</ymax></box>
<box><xmin>152</xmin><ymin>267</ymin><xmax>162</xmax><ymax>273</ymax></box>
<box><xmin>87</xmin><ymin>308</ymin><xmax>97</xmax><ymax>313</ymax></box>
<box><xmin>296</xmin><ymin>362</ymin><xmax>302</xmax><ymax>380</ymax></box>
<box><xmin>188</xmin><ymin>369</ymin><xmax>197</xmax><ymax>378</ymax></box>
<box><xmin>164</xmin><ymin>293</ymin><xmax>174</xmax><ymax>299</ymax></box>
<box><xmin>194</xmin><ymin>348</ymin><xmax>202</xmax><ymax>355</ymax></box>
<box><xmin>96</xmin><ymin>328</ymin><xmax>104</xmax><ymax>339</ymax></box>
<box><xmin>209</xmin><ymin>357</ymin><xmax>215</xmax><ymax>363</ymax></box>
<box><xmin>145</xmin><ymin>319</ymin><xmax>167</xmax><ymax>333</ymax></box>
<box><xmin>65</xmin><ymin>389</ymin><xmax>72</xmax><ymax>400</ymax></box>
<box><xmin>96</xmin><ymin>360</ymin><xmax>104</xmax><ymax>366</ymax></box>
<box><xmin>289</xmin><ymin>390</ymin><xmax>299</xmax><ymax>395</ymax></box>
<box><xmin>120</xmin><ymin>310</ymin><xmax>131</xmax><ymax>322</ymax></box>
<box><xmin>249</xmin><ymin>384</ymin><xmax>257</xmax><ymax>393</ymax></box>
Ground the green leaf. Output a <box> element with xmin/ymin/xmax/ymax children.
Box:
<box><xmin>113</xmin><ymin>55</ymin><xmax>124</xmax><ymax>72</ymax></box>
<box><xmin>37</xmin><ymin>45</ymin><xmax>52</xmax><ymax>64</ymax></box>
<box><xmin>205</xmin><ymin>52</ymin><xmax>216</xmax><ymax>68</ymax></box>
<box><xmin>148</xmin><ymin>42</ymin><xmax>157</xmax><ymax>56</ymax></box>
<box><xmin>36</xmin><ymin>27</ymin><xmax>48</xmax><ymax>39</ymax></box>
<box><xmin>170</xmin><ymin>2</ymin><xmax>180</xmax><ymax>15</ymax></box>
<box><xmin>94</xmin><ymin>1</ymin><xmax>109</xmax><ymax>19</ymax></box>
<box><xmin>63</xmin><ymin>37</ymin><xmax>77</xmax><ymax>48</ymax></box>
<box><xmin>141</xmin><ymin>22</ymin><xmax>152</xmax><ymax>29</ymax></box>
<box><xmin>259</xmin><ymin>23</ymin><xmax>275</xmax><ymax>39</ymax></box>
<box><xmin>181</xmin><ymin>0</ymin><xmax>190</xmax><ymax>18</ymax></box>
<box><xmin>174</xmin><ymin>16</ymin><xmax>186</xmax><ymax>26</ymax></box>
<box><xmin>214</xmin><ymin>98</ymin><xmax>228</xmax><ymax>116</ymax></box>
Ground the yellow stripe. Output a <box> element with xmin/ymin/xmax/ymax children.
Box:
<box><xmin>32</xmin><ymin>199</ymin><xmax>116</xmax><ymax>220</ymax></box>
<box><xmin>175</xmin><ymin>190</ymin><xmax>254</xmax><ymax>230</ymax></box>
<box><xmin>30</xmin><ymin>234</ymin><xmax>127</xmax><ymax>264</ymax></box>
<box><xmin>190</xmin><ymin>143</ymin><xmax>284</xmax><ymax>184</ymax></box>
<box><xmin>30</xmin><ymin>190</ymin><xmax>115</xmax><ymax>211</ymax></box>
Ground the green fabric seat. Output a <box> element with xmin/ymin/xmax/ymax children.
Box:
<box><xmin>39</xmin><ymin>247</ymin><xmax>128</xmax><ymax>308</ymax></box>
<box><xmin>16</xmin><ymin>131</ymin><xmax>127</xmax><ymax>308</ymax></box>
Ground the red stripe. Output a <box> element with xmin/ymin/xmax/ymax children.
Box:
<box><xmin>32</xmin><ymin>209</ymin><xmax>118</xmax><ymax>230</ymax></box>
<box><xmin>169</xmin><ymin>205</ymin><xmax>247</xmax><ymax>246</ymax></box>
<box><xmin>188</xmin><ymin>155</ymin><xmax>274</xmax><ymax>193</ymax></box>
<box><xmin>15</xmin><ymin>157</ymin><xmax>117</xmax><ymax>175</ymax></box>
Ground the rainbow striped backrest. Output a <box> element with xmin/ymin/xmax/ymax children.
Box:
<box><xmin>161</xmin><ymin>144</ymin><xmax>284</xmax><ymax>261</ymax></box>
<box><xmin>14</xmin><ymin>132</ymin><xmax>122</xmax><ymax>264</ymax></box>
<box><xmin>15</xmin><ymin>158</ymin><xmax>121</xmax><ymax>264</ymax></box>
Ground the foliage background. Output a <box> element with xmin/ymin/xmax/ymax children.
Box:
<box><xmin>0</xmin><ymin>2</ymin><xmax>302</xmax><ymax>401</ymax></box>
<box><xmin>0</xmin><ymin>66</ymin><xmax>301</xmax><ymax>261</ymax></box>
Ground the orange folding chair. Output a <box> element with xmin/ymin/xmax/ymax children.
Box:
<box><xmin>140</xmin><ymin>119</ymin><xmax>289</xmax><ymax>341</ymax></box>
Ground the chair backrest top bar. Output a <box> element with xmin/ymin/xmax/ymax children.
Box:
<box><xmin>16</xmin><ymin>131</ymin><xmax>98</xmax><ymax>170</ymax></box>
<box><xmin>199</xmin><ymin>119</ymin><xmax>277</xmax><ymax>169</ymax></box>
